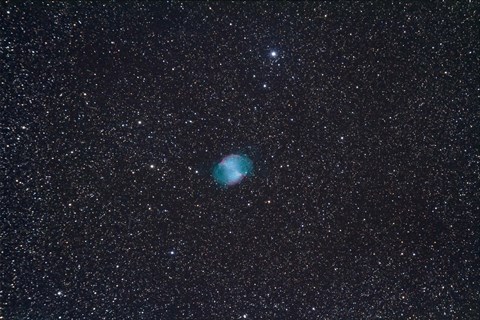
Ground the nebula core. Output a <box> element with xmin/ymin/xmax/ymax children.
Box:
<box><xmin>212</xmin><ymin>154</ymin><xmax>253</xmax><ymax>186</ymax></box>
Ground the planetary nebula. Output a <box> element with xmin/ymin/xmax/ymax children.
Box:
<box><xmin>213</xmin><ymin>154</ymin><xmax>253</xmax><ymax>186</ymax></box>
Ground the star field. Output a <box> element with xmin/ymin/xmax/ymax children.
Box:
<box><xmin>2</xmin><ymin>1</ymin><xmax>480</xmax><ymax>319</ymax></box>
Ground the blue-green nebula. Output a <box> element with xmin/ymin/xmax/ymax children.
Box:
<box><xmin>213</xmin><ymin>154</ymin><xmax>253</xmax><ymax>186</ymax></box>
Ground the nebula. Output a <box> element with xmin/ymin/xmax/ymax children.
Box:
<box><xmin>213</xmin><ymin>154</ymin><xmax>253</xmax><ymax>186</ymax></box>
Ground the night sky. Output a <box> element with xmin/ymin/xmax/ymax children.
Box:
<box><xmin>2</xmin><ymin>1</ymin><xmax>480</xmax><ymax>319</ymax></box>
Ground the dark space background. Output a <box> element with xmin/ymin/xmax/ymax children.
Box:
<box><xmin>2</xmin><ymin>1</ymin><xmax>479</xmax><ymax>319</ymax></box>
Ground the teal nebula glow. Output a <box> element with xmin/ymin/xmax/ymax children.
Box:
<box><xmin>213</xmin><ymin>154</ymin><xmax>253</xmax><ymax>186</ymax></box>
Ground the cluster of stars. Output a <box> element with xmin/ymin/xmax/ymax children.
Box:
<box><xmin>3</xmin><ymin>1</ymin><xmax>478</xmax><ymax>319</ymax></box>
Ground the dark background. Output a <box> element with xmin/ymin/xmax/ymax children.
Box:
<box><xmin>2</xmin><ymin>1</ymin><xmax>479</xmax><ymax>319</ymax></box>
